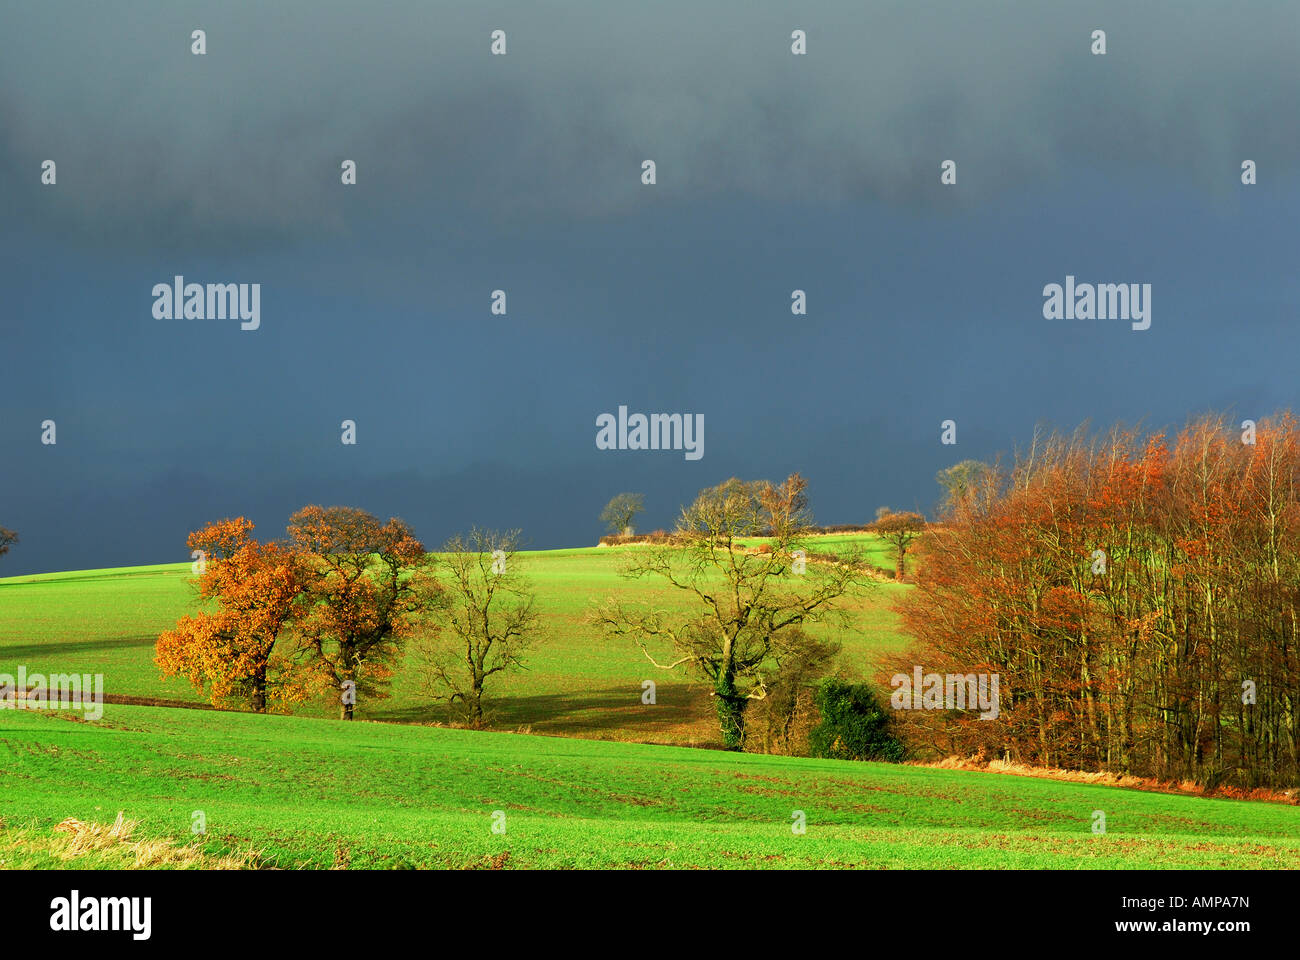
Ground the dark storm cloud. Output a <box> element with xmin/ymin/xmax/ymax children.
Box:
<box><xmin>1</xmin><ymin>1</ymin><xmax>1297</xmax><ymax>577</ymax></box>
<box><xmin>1</xmin><ymin>0</ymin><xmax>1295</xmax><ymax>250</ymax></box>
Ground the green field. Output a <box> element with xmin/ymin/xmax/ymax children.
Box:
<box><xmin>3</xmin><ymin>537</ymin><xmax>1297</xmax><ymax>870</ymax></box>
<box><xmin>4</xmin><ymin>704</ymin><xmax>1297</xmax><ymax>869</ymax></box>
<box><xmin>0</xmin><ymin>539</ymin><xmax>913</xmax><ymax>744</ymax></box>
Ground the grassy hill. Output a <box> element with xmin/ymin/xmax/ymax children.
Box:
<box><xmin>0</xmin><ymin>539</ymin><xmax>913</xmax><ymax>745</ymax></box>
<box><xmin>4</xmin><ymin>703</ymin><xmax>1297</xmax><ymax>869</ymax></box>
<box><xmin>5</xmin><ymin>538</ymin><xmax>1297</xmax><ymax>870</ymax></box>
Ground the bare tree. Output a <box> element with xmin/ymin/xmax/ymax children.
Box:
<box><xmin>600</xmin><ymin>493</ymin><xmax>645</xmax><ymax>535</ymax></box>
<box><xmin>594</xmin><ymin>474</ymin><xmax>868</xmax><ymax>749</ymax></box>
<box><xmin>417</xmin><ymin>529</ymin><xmax>539</xmax><ymax>727</ymax></box>
<box><xmin>935</xmin><ymin>459</ymin><xmax>990</xmax><ymax>514</ymax></box>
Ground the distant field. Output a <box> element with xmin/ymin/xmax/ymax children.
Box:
<box><xmin>3</xmin><ymin>704</ymin><xmax>1296</xmax><ymax>869</ymax></box>
<box><xmin>735</xmin><ymin>531</ymin><xmax>901</xmax><ymax>567</ymax></box>
<box><xmin>0</xmin><ymin>539</ymin><xmax>914</xmax><ymax>745</ymax></box>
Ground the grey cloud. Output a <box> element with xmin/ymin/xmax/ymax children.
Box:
<box><xmin>1</xmin><ymin>0</ymin><xmax>1294</xmax><ymax>248</ymax></box>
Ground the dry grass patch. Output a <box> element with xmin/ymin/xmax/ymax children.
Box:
<box><xmin>45</xmin><ymin>812</ymin><xmax>265</xmax><ymax>868</ymax></box>
<box><xmin>916</xmin><ymin>756</ymin><xmax>1300</xmax><ymax>805</ymax></box>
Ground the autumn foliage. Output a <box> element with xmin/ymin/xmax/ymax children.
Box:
<box><xmin>286</xmin><ymin>506</ymin><xmax>441</xmax><ymax>720</ymax></box>
<box><xmin>156</xmin><ymin>518</ymin><xmax>308</xmax><ymax>711</ymax></box>
<box><xmin>156</xmin><ymin>507</ymin><xmax>441</xmax><ymax>718</ymax></box>
<box><xmin>894</xmin><ymin>413</ymin><xmax>1300</xmax><ymax>788</ymax></box>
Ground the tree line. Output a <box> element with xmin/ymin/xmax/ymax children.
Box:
<box><xmin>0</xmin><ymin>478</ymin><xmax>900</xmax><ymax>753</ymax></box>
<box><xmin>156</xmin><ymin>507</ymin><xmax>534</xmax><ymax>723</ymax></box>
<box><xmin>896</xmin><ymin>413</ymin><xmax>1300</xmax><ymax>789</ymax></box>
<box><xmin>154</xmin><ymin>478</ymin><xmax>902</xmax><ymax>755</ymax></box>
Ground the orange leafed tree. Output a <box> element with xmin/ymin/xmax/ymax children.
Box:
<box><xmin>156</xmin><ymin>518</ymin><xmax>309</xmax><ymax>711</ymax></box>
<box><xmin>286</xmin><ymin>506</ymin><xmax>442</xmax><ymax>720</ymax></box>
<box><xmin>892</xmin><ymin>414</ymin><xmax>1300</xmax><ymax>789</ymax></box>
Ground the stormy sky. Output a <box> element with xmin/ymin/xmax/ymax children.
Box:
<box><xmin>1</xmin><ymin>1</ymin><xmax>1297</xmax><ymax>575</ymax></box>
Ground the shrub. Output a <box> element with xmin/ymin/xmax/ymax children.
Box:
<box><xmin>598</xmin><ymin>530</ymin><xmax>676</xmax><ymax>546</ymax></box>
<box><xmin>808</xmin><ymin>679</ymin><xmax>906</xmax><ymax>762</ymax></box>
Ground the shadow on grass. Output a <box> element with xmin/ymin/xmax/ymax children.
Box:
<box><xmin>373</xmin><ymin>683</ymin><xmax>721</xmax><ymax>743</ymax></box>
<box><xmin>0</xmin><ymin>635</ymin><xmax>159</xmax><ymax>661</ymax></box>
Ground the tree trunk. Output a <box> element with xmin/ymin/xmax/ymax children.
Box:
<box><xmin>341</xmin><ymin>668</ymin><xmax>354</xmax><ymax>721</ymax></box>
<box><xmin>715</xmin><ymin>672</ymin><xmax>747</xmax><ymax>749</ymax></box>
<box><xmin>340</xmin><ymin>647</ymin><xmax>357</xmax><ymax>720</ymax></box>
<box><xmin>251</xmin><ymin>664</ymin><xmax>267</xmax><ymax>713</ymax></box>
<box><xmin>470</xmin><ymin>675</ymin><xmax>484</xmax><ymax>727</ymax></box>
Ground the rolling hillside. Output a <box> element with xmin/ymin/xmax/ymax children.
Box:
<box><xmin>0</xmin><ymin>538</ymin><xmax>912</xmax><ymax>744</ymax></box>
<box><xmin>4</xmin><ymin>704</ymin><xmax>1297</xmax><ymax>869</ymax></box>
<box><xmin>4</xmin><ymin>538</ymin><xmax>1297</xmax><ymax>871</ymax></box>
